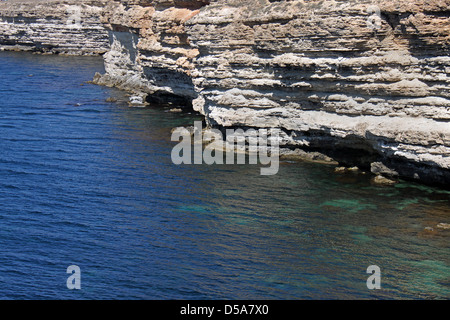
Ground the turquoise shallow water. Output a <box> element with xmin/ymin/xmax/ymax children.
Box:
<box><xmin>0</xmin><ymin>51</ymin><xmax>449</xmax><ymax>299</ymax></box>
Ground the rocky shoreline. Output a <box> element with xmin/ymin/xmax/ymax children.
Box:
<box><xmin>0</xmin><ymin>0</ymin><xmax>109</xmax><ymax>55</ymax></box>
<box><xmin>1</xmin><ymin>0</ymin><xmax>449</xmax><ymax>187</ymax></box>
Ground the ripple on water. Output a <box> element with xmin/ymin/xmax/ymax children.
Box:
<box><xmin>0</xmin><ymin>51</ymin><xmax>449</xmax><ymax>299</ymax></box>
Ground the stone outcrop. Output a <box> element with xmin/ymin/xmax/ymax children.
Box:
<box><xmin>1</xmin><ymin>0</ymin><xmax>449</xmax><ymax>186</ymax></box>
<box><xmin>92</xmin><ymin>0</ymin><xmax>450</xmax><ymax>186</ymax></box>
<box><xmin>0</xmin><ymin>0</ymin><xmax>109</xmax><ymax>55</ymax></box>
<box><xmin>93</xmin><ymin>0</ymin><xmax>208</xmax><ymax>103</ymax></box>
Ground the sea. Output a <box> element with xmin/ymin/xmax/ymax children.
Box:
<box><xmin>0</xmin><ymin>51</ymin><xmax>448</xmax><ymax>299</ymax></box>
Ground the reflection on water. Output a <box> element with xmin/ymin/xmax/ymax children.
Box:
<box><xmin>0</xmin><ymin>51</ymin><xmax>449</xmax><ymax>299</ymax></box>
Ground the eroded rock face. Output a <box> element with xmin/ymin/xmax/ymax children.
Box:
<box><xmin>94</xmin><ymin>0</ymin><xmax>449</xmax><ymax>186</ymax></box>
<box><xmin>93</xmin><ymin>0</ymin><xmax>207</xmax><ymax>103</ymax></box>
<box><xmin>0</xmin><ymin>0</ymin><xmax>109</xmax><ymax>55</ymax></box>
<box><xmin>2</xmin><ymin>0</ymin><xmax>449</xmax><ymax>186</ymax></box>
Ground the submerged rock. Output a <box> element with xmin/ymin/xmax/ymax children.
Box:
<box><xmin>128</xmin><ymin>95</ymin><xmax>147</xmax><ymax>107</ymax></box>
<box><xmin>280</xmin><ymin>148</ymin><xmax>338</xmax><ymax>164</ymax></box>
<box><xmin>371</xmin><ymin>162</ymin><xmax>399</xmax><ymax>178</ymax></box>
<box><xmin>334</xmin><ymin>166</ymin><xmax>363</xmax><ymax>174</ymax></box>
<box><xmin>371</xmin><ymin>175</ymin><xmax>398</xmax><ymax>186</ymax></box>
<box><xmin>334</xmin><ymin>167</ymin><xmax>347</xmax><ymax>174</ymax></box>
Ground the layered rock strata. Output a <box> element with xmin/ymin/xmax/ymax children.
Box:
<box><xmin>1</xmin><ymin>0</ymin><xmax>448</xmax><ymax>186</ymax></box>
<box><xmin>94</xmin><ymin>0</ymin><xmax>450</xmax><ymax>186</ymax></box>
<box><xmin>0</xmin><ymin>0</ymin><xmax>109</xmax><ymax>55</ymax></box>
<box><xmin>93</xmin><ymin>0</ymin><xmax>209</xmax><ymax>103</ymax></box>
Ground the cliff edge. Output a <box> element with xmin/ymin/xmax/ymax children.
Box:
<box><xmin>93</xmin><ymin>0</ymin><xmax>450</xmax><ymax>186</ymax></box>
<box><xmin>0</xmin><ymin>0</ymin><xmax>109</xmax><ymax>55</ymax></box>
<box><xmin>1</xmin><ymin>0</ymin><xmax>449</xmax><ymax>186</ymax></box>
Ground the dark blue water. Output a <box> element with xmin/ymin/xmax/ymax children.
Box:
<box><xmin>0</xmin><ymin>51</ymin><xmax>449</xmax><ymax>299</ymax></box>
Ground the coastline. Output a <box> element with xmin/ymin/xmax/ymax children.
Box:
<box><xmin>0</xmin><ymin>0</ymin><xmax>449</xmax><ymax>188</ymax></box>
<box><xmin>0</xmin><ymin>43</ymin><xmax>449</xmax><ymax>300</ymax></box>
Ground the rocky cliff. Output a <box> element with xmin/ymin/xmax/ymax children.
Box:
<box><xmin>0</xmin><ymin>0</ymin><xmax>109</xmax><ymax>55</ymax></box>
<box><xmin>1</xmin><ymin>0</ymin><xmax>449</xmax><ymax>186</ymax></box>
<box><xmin>93</xmin><ymin>0</ymin><xmax>208</xmax><ymax>103</ymax></box>
<box><xmin>93</xmin><ymin>0</ymin><xmax>450</xmax><ymax>186</ymax></box>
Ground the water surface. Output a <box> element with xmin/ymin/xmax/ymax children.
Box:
<box><xmin>0</xmin><ymin>51</ymin><xmax>449</xmax><ymax>299</ymax></box>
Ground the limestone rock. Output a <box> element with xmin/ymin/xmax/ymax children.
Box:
<box><xmin>371</xmin><ymin>175</ymin><xmax>398</xmax><ymax>186</ymax></box>
<box><xmin>0</xmin><ymin>0</ymin><xmax>109</xmax><ymax>55</ymax></box>
<box><xmin>371</xmin><ymin>162</ymin><xmax>399</xmax><ymax>178</ymax></box>
<box><xmin>90</xmin><ymin>0</ymin><xmax>450</xmax><ymax>185</ymax></box>
<box><xmin>3</xmin><ymin>0</ymin><xmax>449</xmax><ymax>186</ymax></box>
